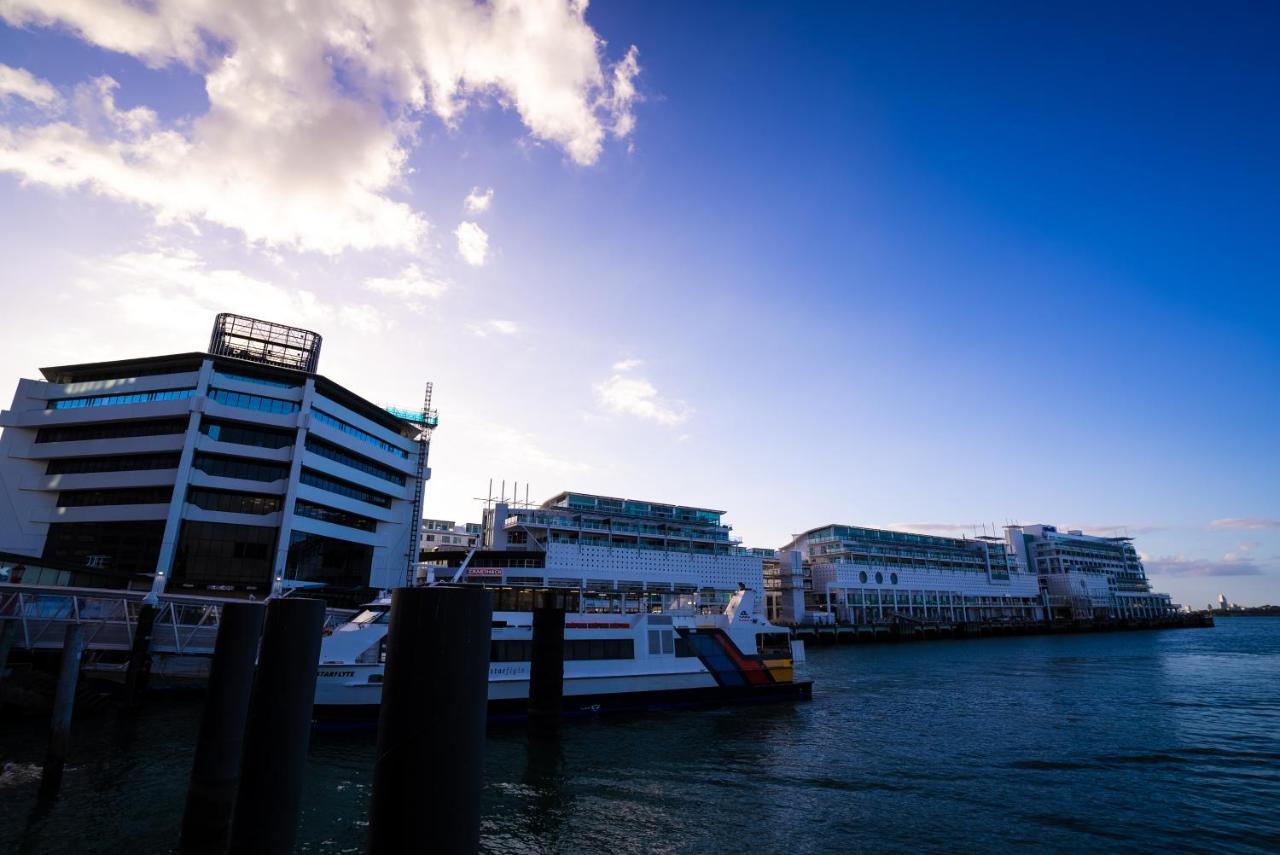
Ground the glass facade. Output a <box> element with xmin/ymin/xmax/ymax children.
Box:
<box><xmin>215</xmin><ymin>371</ymin><xmax>299</xmax><ymax>389</ymax></box>
<box><xmin>171</xmin><ymin>520</ymin><xmax>277</xmax><ymax>587</ymax></box>
<box><xmin>207</xmin><ymin>388</ymin><xmax>300</xmax><ymax>415</ymax></box>
<box><xmin>192</xmin><ymin>453</ymin><xmax>289</xmax><ymax>483</ymax></box>
<box><xmin>285</xmin><ymin>530</ymin><xmax>373</xmax><ymax>587</ymax></box>
<box><xmin>300</xmin><ymin>468</ymin><xmax>393</xmax><ymax>508</ymax></box>
<box><xmin>36</xmin><ymin>418</ymin><xmax>188</xmax><ymax>444</ymax></box>
<box><xmin>311</xmin><ymin>409</ymin><xmax>409</xmax><ymax>458</ymax></box>
<box><xmin>41</xmin><ymin>520</ymin><xmax>166</xmax><ymax>574</ymax></box>
<box><xmin>200</xmin><ymin>418</ymin><xmax>296</xmax><ymax>449</ymax></box>
<box><xmin>187</xmin><ymin>488</ymin><xmax>282</xmax><ymax>516</ymax></box>
<box><xmin>46</xmin><ymin>452</ymin><xmax>181</xmax><ymax>475</ymax></box>
<box><xmin>294</xmin><ymin>499</ymin><xmax>377</xmax><ymax>532</ymax></box>
<box><xmin>48</xmin><ymin>388</ymin><xmax>194</xmax><ymax>410</ymax></box>
<box><xmin>304</xmin><ymin>436</ymin><xmax>405</xmax><ymax>485</ymax></box>
<box><xmin>56</xmin><ymin>486</ymin><xmax>173</xmax><ymax>507</ymax></box>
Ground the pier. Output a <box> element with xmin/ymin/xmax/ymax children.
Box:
<box><xmin>789</xmin><ymin>611</ymin><xmax>1214</xmax><ymax>645</ymax></box>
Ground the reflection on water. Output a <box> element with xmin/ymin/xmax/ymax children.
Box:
<box><xmin>1</xmin><ymin>619</ymin><xmax>1278</xmax><ymax>854</ymax></box>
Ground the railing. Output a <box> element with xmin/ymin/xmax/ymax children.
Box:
<box><xmin>0</xmin><ymin>583</ymin><xmax>353</xmax><ymax>655</ymax></box>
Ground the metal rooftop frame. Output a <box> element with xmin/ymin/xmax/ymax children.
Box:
<box><xmin>208</xmin><ymin>313</ymin><xmax>322</xmax><ymax>374</ymax></box>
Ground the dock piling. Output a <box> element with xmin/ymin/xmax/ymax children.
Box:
<box><xmin>123</xmin><ymin>602</ymin><xmax>158</xmax><ymax>709</ymax></box>
<box><xmin>369</xmin><ymin>585</ymin><xmax>492</xmax><ymax>855</ymax></box>
<box><xmin>0</xmin><ymin>619</ymin><xmax>17</xmax><ymax>688</ymax></box>
<box><xmin>38</xmin><ymin>623</ymin><xmax>85</xmax><ymax>802</ymax></box>
<box><xmin>180</xmin><ymin>602</ymin><xmax>266</xmax><ymax>855</ymax></box>
<box><xmin>226</xmin><ymin>597</ymin><xmax>326</xmax><ymax>855</ymax></box>
<box><xmin>528</xmin><ymin>595</ymin><xmax>566</xmax><ymax>733</ymax></box>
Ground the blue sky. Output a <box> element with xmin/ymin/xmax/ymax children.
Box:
<box><xmin>0</xmin><ymin>1</ymin><xmax>1276</xmax><ymax>606</ymax></box>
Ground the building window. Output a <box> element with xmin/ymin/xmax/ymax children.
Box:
<box><xmin>875</xmin><ymin>571</ymin><xmax>884</xmax><ymax>584</ymax></box>
<box><xmin>304</xmin><ymin>436</ymin><xmax>405</xmax><ymax>485</ymax></box>
<box><xmin>36</xmin><ymin>418</ymin><xmax>189</xmax><ymax>444</ymax></box>
<box><xmin>200</xmin><ymin>419</ymin><xmax>296</xmax><ymax>450</ymax></box>
<box><xmin>294</xmin><ymin>499</ymin><xmax>378</xmax><ymax>532</ymax></box>
<box><xmin>192</xmin><ymin>453</ymin><xmax>289</xmax><ymax>483</ymax></box>
<box><xmin>311</xmin><ymin>409</ymin><xmax>409</xmax><ymax>458</ymax></box>
<box><xmin>57</xmin><ymin>486</ymin><xmax>173</xmax><ymax>507</ymax></box>
<box><xmin>41</xmin><ymin>520</ymin><xmax>166</xmax><ymax>574</ymax></box>
<box><xmin>299</xmin><ymin>468</ymin><xmax>393</xmax><ymax>508</ymax></box>
<box><xmin>171</xmin><ymin>520</ymin><xmax>277</xmax><ymax>587</ymax></box>
<box><xmin>46</xmin><ymin>453</ymin><xmax>181</xmax><ymax>475</ymax></box>
<box><xmin>215</xmin><ymin>371</ymin><xmax>298</xmax><ymax>389</ymax></box>
<box><xmin>207</xmin><ymin>388</ymin><xmax>300</xmax><ymax>415</ymax></box>
<box><xmin>48</xmin><ymin>388</ymin><xmax>194</xmax><ymax>410</ymax></box>
<box><xmin>890</xmin><ymin>573</ymin><xmax>899</xmax><ymax>585</ymax></box>
<box><xmin>859</xmin><ymin>570</ymin><xmax>868</xmax><ymax>583</ymax></box>
<box><xmin>285</xmin><ymin>530</ymin><xmax>373</xmax><ymax>588</ymax></box>
<box><xmin>187</xmin><ymin>488</ymin><xmax>282</xmax><ymax>515</ymax></box>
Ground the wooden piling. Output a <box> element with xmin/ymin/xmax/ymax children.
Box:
<box><xmin>123</xmin><ymin>603</ymin><xmax>159</xmax><ymax>709</ymax></box>
<box><xmin>226</xmin><ymin>597</ymin><xmax>326</xmax><ymax>855</ymax></box>
<box><xmin>179</xmin><ymin>602</ymin><xmax>266</xmax><ymax>855</ymax></box>
<box><xmin>369</xmin><ymin>585</ymin><xmax>492</xmax><ymax>855</ymax></box>
<box><xmin>528</xmin><ymin>600</ymin><xmax>566</xmax><ymax>732</ymax></box>
<box><xmin>0</xmin><ymin>620</ymin><xmax>17</xmax><ymax>688</ymax></box>
<box><xmin>38</xmin><ymin>623</ymin><xmax>85</xmax><ymax>801</ymax></box>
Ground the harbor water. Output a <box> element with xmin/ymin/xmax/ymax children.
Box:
<box><xmin>2</xmin><ymin>618</ymin><xmax>1277</xmax><ymax>854</ymax></box>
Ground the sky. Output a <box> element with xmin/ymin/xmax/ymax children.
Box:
<box><xmin>0</xmin><ymin>1</ymin><xmax>1277</xmax><ymax>607</ymax></box>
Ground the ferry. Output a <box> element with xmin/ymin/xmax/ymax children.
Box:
<box><xmin>314</xmin><ymin>583</ymin><xmax>811</xmax><ymax>722</ymax></box>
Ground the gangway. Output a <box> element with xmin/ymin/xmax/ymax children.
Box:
<box><xmin>0</xmin><ymin>583</ymin><xmax>352</xmax><ymax>655</ymax></box>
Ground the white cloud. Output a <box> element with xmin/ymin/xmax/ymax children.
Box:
<box><xmin>1143</xmin><ymin>554</ymin><xmax>1264</xmax><ymax>578</ymax></box>
<box><xmin>0</xmin><ymin>0</ymin><xmax>641</xmax><ymax>253</ymax></box>
<box><xmin>595</xmin><ymin>362</ymin><xmax>689</xmax><ymax>427</ymax></box>
<box><xmin>0</xmin><ymin>64</ymin><xmax>62</xmax><ymax>110</ymax></box>
<box><xmin>363</xmin><ymin>264</ymin><xmax>448</xmax><ymax>311</ymax></box>
<box><xmin>85</xmin><ymin>246</ymin><xmax>389</xmax><ymax>336</ymax></box>
<box><xmin>464</xmin><ymin>187</ymin><xmax>494</xmax><ymax>214</ymax></box>
<box><xmin>1209</xmin><ymin>518</ymin><xmax>1280</xmax><ymax>530</ymax></box>
<box><xmin>469</xmin><ymin>319</ymin><xmax>518</xmax><ymax>337</ymax></box>
<box><xmin>454</xmin><ymin>221</ymin><xmax>489</xmax><ymax>266</ymax></box>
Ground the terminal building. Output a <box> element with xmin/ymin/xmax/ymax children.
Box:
<box><xmin>775</xmin><ymin>524</ymin><xmax>1045</xmax><ymax>626</ymax></box>
<box><xmin>0</xmin><ymin>314</ymin><xmax>434</xmax><ymax>601</ymax></box>
<box><xmin>1006</xmin><ymin>524</ymin><xmax>1174</xmax><ymax>619</ymax></box>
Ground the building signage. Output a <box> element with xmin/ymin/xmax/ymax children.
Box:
<box><xmin>467</xmin><ymin>567</ymin><xmax>504</xmax><ymax>578</ymax></box>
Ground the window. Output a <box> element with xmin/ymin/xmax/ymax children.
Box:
<box><xmin>207</xmin><ymin>388</ymin><xmax>300</xmax><ymax>415</ymax></box>
<box><xmin>42</xmin><ymin>520</ymin><xmax>166</xmax><ymax>574</ymax></box>
<box><xmin>57</xmin><ymin>486</ymin><xmax>173</xmax><ymax>507</ymax></box>
<box><xmin>757</xmin><ymin>632</ymin><xmax>791</xmax><ymax>657</ymax></box>
<box><xmin>216</xmin><ymin>371</ymin><xmax>298</xmax><ymax>389</ymax></box>
<box><xmin>875</xmin><ymin>571</ymin><xmax>884</xmax><ymax>584</ymax></box>
<box><xmin>172</xmin><ymin>520</ymin><xmax>277</xmax><ymax>587</ymax></box>
<box><xmin>285</xmin><ymin>530</ymin><xmax>373</xmax><ymax>587</ymax></box>
<box><xmin>46</xmin><ymin>453</ymin><xmax>181</xmax><ymax>475</ymax></box>
<box><xmin>36</xmin><ymin>418</ymin><xmax>188</xmax><ymax>444</ymax></box>
<box><xmin>647</xmin><ymin>629</ymin><xmax>674</xmax><ymax>655</ymax></box>
<box><xmin>187</xmin><ymin>488</ymin><xmax>282</xmax><ymax>515</ymax></box>
<box><xmin>295</xmin><ymin>499</ymin><xmax>378</xmax><ymax>532</ymax></box>
<box><xmin>200</xmin><ymin>419</ymin><xmax>296</xmax><ymax>450</ymax></box>
<box><xmin>49</xmin><ymin>388</ymin><xmax>194</xmax><ymax>410</ymax></box>
<box><xmin>311</xmin><ymin>409</ymin><xmax>409</xmax><ymax>458</ymax></box>
<box><xmin>304</xmin><ymin>436</ymin><xmax>405</xmax><ymax>485</ymax></box>
<box><xmin>192</xmin><ymin>453</ymin><xmax>289</xmax><ymax>483</ymax></box>
<box><xmin>299</xmin><ymin>468</ymin><xmax>393</xmax><ymax>508</ymax></box>
<box><xmin>567</xmin><ymin>638</ymin><xmax>634</xmax><ymax>660</ymax></box>
<box><xmin>859</xmin><ymin>570</ymin><xmax>868</xmax><ymax>584</ymax></box>
<box><xmin>890</xmin><ymin>573</ymin><xmax>899</xmax><ymax>585</ymax></box>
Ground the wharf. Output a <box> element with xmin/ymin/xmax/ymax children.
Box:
<box><xmin>790</xmin><ymin>612</ymin><xmax>1214</xmax><ymax>645</ymax></box>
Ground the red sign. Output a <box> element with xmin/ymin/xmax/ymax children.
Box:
<box><xmin>466</xmin><ymin>567</ymin><xmax>504</xmax><ymax>578</ymax></box>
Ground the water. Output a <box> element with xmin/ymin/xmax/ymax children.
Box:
<box><xmin>2</xmin><ymin>619</ymin><xmax>1277</xmax><ymax>854</ymax></box>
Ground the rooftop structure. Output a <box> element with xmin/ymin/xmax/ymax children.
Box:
<box><xmin>0</xmin><ymin>314</ymin><xmax>433</xmax><ymax>602</ymax></box>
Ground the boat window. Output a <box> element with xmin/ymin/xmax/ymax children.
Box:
<box><xmin>352</xmin><ymin>608</ymin><xmax>390</xmax><ymax>625</ymax></box>
<box><xmin>647</xmin><ymin>629</ymin><xmax>674</xmax><ymax>655</ymax></box>
<box><xmin>756</xmin><ymin>633</ymin><xmax>791</xmax><ymax>658</ymax></box>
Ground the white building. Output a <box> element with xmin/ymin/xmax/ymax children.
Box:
<box><xmin>779</xmin><ymin>524</ymin><xmax>1045</xmax><ymax>625</ymax></box>
<box><xmin>421</xmin><ymin>518</ymin><xmax>481</xmax><ymax>552</ymax></box>
<box><xmin>1006</xmin><ymin>524</ymin><xmax>1175</xmax><ymax>618</ymax></box>
<box><xmin>0</xmin><ymin>314</ymin><xmax>432</xmax><ymax>602</ymax></box>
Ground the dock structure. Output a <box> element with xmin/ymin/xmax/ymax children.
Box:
<box><xmin>790</xmin><ymin>611</ymin><xmax>1213</xmax><ymax>645</ymax></box>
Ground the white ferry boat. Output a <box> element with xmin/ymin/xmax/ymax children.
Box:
<box><xmin>313</xmin><ymin>492</ymin><xmax>812</xmax><ymax>721</ymax></box>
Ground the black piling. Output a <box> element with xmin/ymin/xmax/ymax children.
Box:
<box><xmin>226</xmin><ymin>597</ymin><xmax>326</xmax><ymax>855</ymax></box>
<box><xmin>528</xmin><ymin>596</ymin><xmax>566</xmax><ymax>733</ymax></box>
<box><xmin>369</xmin><ymin>585</ymin><xmax>493</xmax><ymax>855</ymax></box>
<box><xmin>0</xmin><ymin>619</ymin><xmax>17</xmax><ymax>688</ymax></box>
<box><xmin>123</xmin><ymin>602</ymin><xmax>159</xmax><ymax>709</ymax></box>
<box><xmin>179</xmin><ymin>602</ymin><xmax>266</xmax><ymax>855</ymax></box>
<box><xmin>38</xmin><ymin>623</ymin><xmax>85</xmax><ymax>801</ymax></box>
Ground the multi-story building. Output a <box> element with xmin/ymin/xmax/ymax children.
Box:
<box><xmin>778</xmin><ymin>524</ymin><xmax>1045</xmax><ymax>625</ymax></box>
<box><xmin>1006</xmin><ymin>524</ymin><xmax>1175</xmax><ymax>618</ymax></box>
<box><xmin>454</xmin><ymin>491</ymin><xmax>770</xmax><ymax>604</ymax></box>
<box><xmin>421</xmin><ymin>518</ymin><xmax>481</xmax><ymax>552</ymax></box>
<box><xmin>0</xmin><ymin>314</ymin><xmax>433</xmax><ymax>601</ymax></box>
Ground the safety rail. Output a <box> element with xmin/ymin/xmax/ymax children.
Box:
<box><xmin>0</xmin><ymin>583</ymin><xmax>354</xmax><ymax>655</ymax></box>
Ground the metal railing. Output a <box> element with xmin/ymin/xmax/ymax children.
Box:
<box><xmin>0</xmin><ymin>583</ymin><xmax>353</xmax><ymax>655</ymax></box>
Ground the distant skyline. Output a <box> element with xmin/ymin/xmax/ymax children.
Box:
<box><xmin>0</xmin><ymin>2</ymin><xmax>1276</xmax><ymax>606</ymax></box>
